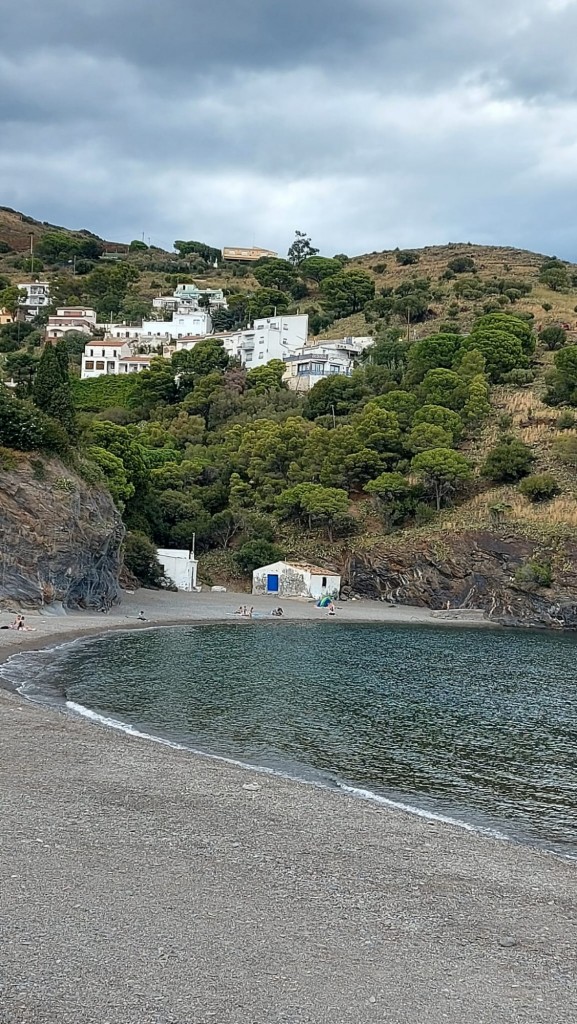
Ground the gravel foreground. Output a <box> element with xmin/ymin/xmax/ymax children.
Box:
<box><xmin>0</xmin><ymin>592</ymin><xmax>575</xmax><ymax>1023</ymax></box>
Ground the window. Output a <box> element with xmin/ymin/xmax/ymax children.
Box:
<box><xmin>329</xmin><ymin>364</ymin><xmax>340</xmax><ymax>373</ymax></box>
<box><xmin>89</xmin><ymin>349</ymin><xmax>94</xmax><ymax>356</ymax></box>
<box><xmin>84</xmin><ymin>360</ymin><xmax>94</xmax><ymax>370</ymax></box>
<box><xmin>322</xmin><ymin>577</ymin><xmax>327</xmax><ymax>588</ymax></box>
<box><xmin>259</xmin><ymin>352</ymin><xmax>264</xmax><ymax>359</ymax></box>
<box><xmin>297</xmin><ymin>362</ymin><xmax>309</xmax><ymax>374</ymax></box>
<box><xmin>312</xmin><ymin>362</ymin><xmax>324</xmax><ymax>374</ymax></box>
<box><xmin>101</xmin><ymin>349</ymin><xmax>105</xmax><ymax>357</ymax></box>
<box><xmin>95</xmin><ymin>360</ymin><xmax>105</xmax><ymax>370</ymax></box>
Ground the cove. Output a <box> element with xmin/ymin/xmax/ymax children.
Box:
<box><xmin>14</xmin><ymin>620</ymin><xmax>577</xmax><ymax>857</ymax></box>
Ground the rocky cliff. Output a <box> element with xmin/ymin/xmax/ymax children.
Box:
<box><xmin>0</xmin><ymin>456</ymin><xmax>124</xmax><ymax>609</ymax></box>
<box><xmin>343</xmin><ymin>530</ymin><xmax>577</xmax><ymax>629</ymax></box>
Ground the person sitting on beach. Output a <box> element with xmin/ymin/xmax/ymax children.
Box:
<box><xmin>276</xmin><ymin>607</ymin><xmax>284</xmax><ymax>617</ymax></box>
<box><xmin>328</xmin><ymin>602</ymin><xmax>336</xmax><ymax>617</ymax></box>
<box><xmin>234</xmin><ymin>606</ymin><xmax>243</xmax><ymax>615</ymax></box>
<box><xmin>137</xmin><ymin>610</ymin><xmax>147</xmax><ymax>621</ymax></box>
<box><xmin>16</xmin><ymin>616</ymin><xmax>35</xmax><ymax>632</ymax></box>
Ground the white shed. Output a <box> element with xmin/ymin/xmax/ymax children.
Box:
<box><xmin>252</xmin><ymin>561</ymin><xmax>341</xmax><ymax>600</ymax></box>
<box><xmin>156</xmin><ymin>548</ymin><xmax>198</xmax><ymax>591</ymax></box>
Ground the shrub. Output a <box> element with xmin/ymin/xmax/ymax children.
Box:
<box><xmin>542</xmin><ymin>303</ymin><xmax>553</xmax><ymax>312</ymax></box>
<box><xmin>556</xmin><ymin>410</ymin><xmax>576</xmax><ymax>431</ymax></box>
<box><xmin>553</xmin><ymin>436</ymin><xmax>577</xmax><ymax>467</ymax></box>
<box><xmin>447</xmin><ymin>256</ymin><xmax>476</xmax><ymax>274</ymax></box>
<box><xmin>539</xmin><ymin>326</ymin><xmax>567</xmax><ymax>351</ymax></box>
<box><xmin>518</xmin><ymin>473</ymin><xmax>560</xmax><ymax>502</ymax></box>
<box><xmin>235</xmin><ymin>539</ymin><xmax>284</xmax><ymax>575</ymax></box>
<box><xmin>395</xmin><ymin>250</ymin><xmax>419</xmax><ymax>265</ymax></box>
<box><xmin>123</xmin><ymin>531</ymin><xmax>173</xmax><ymax>588</ymax></box>
<box><xmin>481</xmin><ymin>438</ymin><xmax>534</xmax><ymax>483</ymax></box>
<box><xmin>71</xmin><ymin>375</ymin><xmax>140</xmax><ymax>412</ymax></box>
<box><xmin>0</xmin><ymin>446</ymin><xmax>18</xmax><ymax>471</ymax></box>
<box><xmin>501</xmin><ymin>368</ymin><xmax>535</xmax><ymax>386</ymax></box>
<box><xmin>514</xmin><ymin>560</ymin><xmax>552</xmax><ymax>588</ymax></box>
<box><xmin>30</xmin><ymin>458</ymin><xmax>46</xmax><ymax>481</ymax></box>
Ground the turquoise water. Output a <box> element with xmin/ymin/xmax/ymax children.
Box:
<box><xmin>9</xmin><ymin>621</ymin><xmax>577</xmax><ymax>856</ymax></box>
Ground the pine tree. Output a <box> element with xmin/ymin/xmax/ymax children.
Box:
<box><xmin>32</xmin><ymin>342</ymin><xmax>76</xmax><ymax>437</ymax></box>
<box><xmin>463</xmin><ymin>373</ymin><xmax>491</xmax><ymax>427</ymax></box>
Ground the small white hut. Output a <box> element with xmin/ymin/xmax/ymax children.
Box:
<box><xmin>156</xmin><ymin>548</ymin><xmax>198</xmax><ymax>591</ymax></box>
<box><xmin>252</xmin><ymin>561</ymin><xmax>341</xmax><ymax>600</ymax></box>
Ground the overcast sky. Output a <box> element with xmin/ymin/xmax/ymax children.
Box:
<box><xmin>1</xmin><ymin>0</ymin><xmax>577</xmax><ymax>258</ymax></box>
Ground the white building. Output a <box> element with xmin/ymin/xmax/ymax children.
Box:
<box><xmin>156</xmin><ymin>548</ymin><xmax>198</xmax><ymax>591</ymax></box>
<box><xmin>17</xmin><ymin>281</ymin><xmax>50</xmax><ymax>319</ymax></box>
<box><xmin>47</xmin><ymin>307</ymin><xmax>97</xmax><ymax>339</ymax></box>
<box><xmin>209</xmin><ymin>314</ymin><xmax>308</xmax><ymax>368</ymax></box>
<box><xmin>108</xmin><ymin>312</ymin><xmax>212</xmax><ymax>342</ymax></box>
<box><xmin>282</xmin><ymin>336</ymin><xmax>372</xmax><ymax>391</ymax></box>
<box><xmin>153</xmin><ymin>284</ymin><xmax>227</xmax><ymax>314</ymax></box>
<box><xmin>81</xmin><ymin>340</ymin><xmax>154</xmax><ymax>378</ymax></box>
<box><xmin>252</xmin><ymin>561</ymin><xmax>341</xmax><ymax>600</ymax></box>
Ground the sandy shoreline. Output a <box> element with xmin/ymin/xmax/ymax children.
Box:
<box><xmin>1</xmin><ymin>590</ymin><xmax>576</xmax><ymax>1023</ymax></box>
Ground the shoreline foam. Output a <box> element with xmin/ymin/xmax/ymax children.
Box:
<box><xmin>1</xmin><ymin>590</ymin><xmax>576</xmax><ymax>1022</ymax></box>
<box><xmin>0</xmin><ymin>609</ymin><xmax>568</xmax><ymax>862</ymax></box>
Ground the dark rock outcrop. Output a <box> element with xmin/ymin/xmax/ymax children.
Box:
<box><xmin>343</xmin><ymin>531</ymin><xmax>577</xmax><ymax>629</ymax></box>
<box><xmin>0</xmin><ymin>457</ymin><xmax>124</xmax><ymax>609</ymax></box>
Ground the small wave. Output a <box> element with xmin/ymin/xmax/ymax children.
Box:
<box><xmin>334</xmin><ymin>782</ymin><xmax>510</xmax><ymax>841</ymax></box>
<box><xmin>66</xmin><ymin>699</ymin><xmax>511</xmax><ymax>844</ymax></box>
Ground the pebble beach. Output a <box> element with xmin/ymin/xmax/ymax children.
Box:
<box><xmin>0</xmin><ymin>591</ymin><xmax>575</xmax><ymax>1023</ymax></box>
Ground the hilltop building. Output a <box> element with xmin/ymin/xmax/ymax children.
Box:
<box><xmin>176</xmin><ymin>314</ymin><xmax>309</xmax><ymax>368</ymax></box>
<box><xmin>222</xmin><ymin>246</ymin><xmax>278</xmax><ymax>262</ymax></box>
<box><xmin>282</xmin><ymin>336</ymin><xmax>372</xmax><ymax>391</ymax></box>
<box><xmin>152</xmin><ymin>283</ymin><xmax>227</xmax><ymax>315</ymax></box>
<box><xmin>17</xmin><ymin>281</ymin><xmax>50</xmax><ymax>320</ymax></box>
<box><xmin>81</xmin><ymin>340</ymin><xmax>154</xmax><ymax>378</ymax></box>
<box><xmin>108</xmin><ymin>311</ymin><xmax>212</xmax><ymax>342</ymax></box>
<box><xmin>47</xmin><ymin>308</ymin><xmax>97</xmax><ymax>339</ymax></box>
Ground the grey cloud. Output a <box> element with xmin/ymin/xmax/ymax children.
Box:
<box><xmin>1</xmin><ymin>0</ymin><xmax>577</xmax><ymax>258</ymax></box>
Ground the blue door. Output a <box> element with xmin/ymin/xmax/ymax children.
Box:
<box><xmin>267</xmin><ymin>573</ymin><xmax>279</xmax><ymax>593</ymax></box>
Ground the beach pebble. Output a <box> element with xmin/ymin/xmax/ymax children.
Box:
<box><xmin>242</xmin><ymin>782</ymin><xmax>261</xmax><ymax>792</ymax></box>
<box><xmin>498</xmin><ymin>936</ymin><xmax>518</xmax><ymax>948</ymax></box>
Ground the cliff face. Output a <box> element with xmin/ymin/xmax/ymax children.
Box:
<box><xmin>344</xmin><ymin>531</ymin><xmax>577</xmax><ymax>629</ymax></box>
<box><xmin>0</xmin><ymin>457</ymin><xmax>124</xmax><ymax>609</ymax></box>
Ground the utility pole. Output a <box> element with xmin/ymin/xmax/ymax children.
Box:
<box><xmin>29</xmin><ymin>232</ymin><xmax>35</xmax><ymax>279</ymax></box>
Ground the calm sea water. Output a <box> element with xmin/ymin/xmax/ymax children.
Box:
<box><xmin>6</xmin><ymin>621</ymin><xmax>577</xmax><ymax>856</ymax></box>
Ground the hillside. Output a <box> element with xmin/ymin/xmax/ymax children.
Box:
<box><xmin>0</xmin><ymin>206</ymin><xmax>127</xmax><ymax>254</ymax></box>
<box><xmin>1</xmin><ymin>208</ymin><xmax>576</xmax><ymax>339</ymax></box>
<box><xmin>3</xmin><ymin>213</ymin><xmax>577</xmax><ymax>623</ymax></box>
